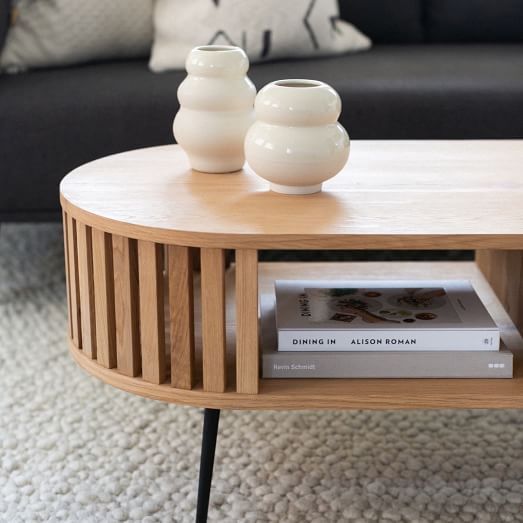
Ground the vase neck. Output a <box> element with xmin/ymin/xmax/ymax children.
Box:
<box><xmin>186</xmin><ymin>46</ymin><xmax>249</xmax><ymax>78</ymax></box>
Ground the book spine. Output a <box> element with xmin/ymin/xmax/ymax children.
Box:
<box><xmin>277</xmin><ymin>329</ymin><xmax>500</xmax><ymax>351</ymax></box>
<box><xmin>262</xmin><ymin>350</ymin><xmax>513</xmax><ymax>378</ymax></box>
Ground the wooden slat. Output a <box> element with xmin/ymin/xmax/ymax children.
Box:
<box><xmin>236</xmin><ymin>249</ymin><xmax>259</xmax><ymax>394</ymax></box>
<box><xmin>113</xmin><ymin>235</ymin><xmax>141</xmax><ymax>376</ymax></box>
<box><xmin>76</xmin><ymin>223</ymin><xmax>96</xmax><ymax>358</ymax></box>
<box><xmin>138</xmin><ymin>240</ymin><xmax>165</xmax><ymax>384</ymax></box>
<box><xmin>476</xmin><ymin>250</ymin><xmax>523</xmax><ymax>333</ymax></box>
<box><xmin>200</xmin><ymin>248</ymin><xmax>226</xmax><ymax>392</ymax></box>
<box><xmin>92</xmin><ymin>229</ymin><xmax>116</xmax><ymax>368</ymax></box>
<box><xmin>168</xmin><ymin>245</ymin><xmax>195</xmax><ymax>389</ymax></box>
<box><xmin>62</xmin><ymin>212</ymin><xmax>73</xmax><ymax>339</ymax></box>
<box><xmin>66</xmin><ymin>215</ymin><xmax>81</xmax><ymax>348</ymax></box>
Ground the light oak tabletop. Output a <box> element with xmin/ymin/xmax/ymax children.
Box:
<box><xmin>60</xmin><ymin>140</ymin><xmax>523</xmax><ymax>249</ymax></box>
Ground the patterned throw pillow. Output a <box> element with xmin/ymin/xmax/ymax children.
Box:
<box><xmin>150</xmin><ymin>0</ymin><xmax>371</xmax><ymax>72</ymax></box>
<box><xmin>0</xmin><ymin>0</ymin><xmax>153</xmax><ymax>73</ymax></box>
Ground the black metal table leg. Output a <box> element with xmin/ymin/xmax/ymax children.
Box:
<box><xmin>196</xmin><ymin>408</ymin><xmax>221</xmax><ymax>523</ymax></box>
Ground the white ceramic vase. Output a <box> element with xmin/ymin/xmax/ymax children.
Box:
<box><xmin>173</xmin><ymin>45</ymin><xmax>256</xmax><ymax>173</ymax></box>
<box><xmin>245</xmin><ymin>79</ymin><xmax>350</xmax><ymax>194</ymax></box>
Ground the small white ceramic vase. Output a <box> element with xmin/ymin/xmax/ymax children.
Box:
<box><xmin>173</xmin><ymin>45</ymin><xmax>256</xmax><ymax>173</ymax></box>
<box><xmin>245</xmin><ymin>79</ymin><xmax>350</xmax><ymax>194</ymax></box>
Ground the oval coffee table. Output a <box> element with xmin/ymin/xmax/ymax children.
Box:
<box><xmin>60</xmin><ymin>141</ymin><xmax>523</xmax><ymax>522</ymax></box>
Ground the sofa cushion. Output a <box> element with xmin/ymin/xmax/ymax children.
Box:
<box><xmin>2</xmin><ymin>45</ymin><xmax>523</xmax><ymax>219</ymax></box>
<box><xmin>255</xmin><ymin>44</ymin><xmax>523</xmax><ymax>140</ymax></box>
<box><xmin>1</xmin><ymin>0</ymin><xmax>153</xmax><ymax>73</ymax></box>
<box><xmin>338</xmin><ymin>0</ymin><xmax>424</xmax><ymax>43</ymax></box>
<box><xmin>0</xmin><ymin>0</ymin><xmax>10</xmax><ymax>52</ymax></box>
<box><xmin>0</xmin><ymin>59</ymin><xmax>184</xmax><ymax>219</ymax></box>
<box><xmin>426</xmin><ymin>0</ymin><xmax>523</xmax><ymax>42</ymax></box>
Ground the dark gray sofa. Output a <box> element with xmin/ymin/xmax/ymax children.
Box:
<box><xmin>1</xmin><ymin>0</ymin><xmax>523</xmax><ymax>222</ymax></box>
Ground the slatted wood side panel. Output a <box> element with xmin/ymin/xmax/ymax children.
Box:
<box><xmin>92</xmin><ymin>229</ymin><xmax>117</xmax><ymax>368</ymax></box>
<box><xmin>168</xmin><ymin>245</ymin><xmax>195</xmax><ymax>390</ymax></box>
<box><xmin>476</xmin><ymin>249</ymin><xmax>523</xmax><ymax>333</ymax></box>
<box><xmin>236</xmin><ymin>249</ymin><xmax>259</xmax><ymax>394</ymax></box>
<box><xmin>138</xmin><ymin>240</ymin><xmax>166</xmax><ymax>384</ymax></box>
<box><xmin>76</xmin><ymin>223</ymin><xmax>96</xmax><ymax>358</ymax></box>
<box><xmin>66</xmin><ymin>214</ymin><xmax>81</xmax><ymax>348</ymax></box>
<box><xmin>113</xmin><ymin>235</ymin><xmax>141</xmax><ymax>377</ymax></box>
<box><xmin>62</xmin><ymin>212</ymin><xmax>73</xmax><ymax>339</ymax></box>
<box><xmin>200</xmin><ymin>248</ymin><xmax>226</xmax><ymax>392</ymax></box>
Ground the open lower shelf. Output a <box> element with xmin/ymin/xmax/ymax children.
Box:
<box><xmin>70</xmin><ymin>261</ymin><xmax>523</xmax><ymax>410</ymax></box>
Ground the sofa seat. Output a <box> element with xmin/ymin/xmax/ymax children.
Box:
<box><xmin>1</xmin><ymin>44</ymin><xmax>523</xmax><ymax>220</ymax></box>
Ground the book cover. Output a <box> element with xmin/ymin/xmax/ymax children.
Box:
<box><xmin>275</xmin><ymin>280</ymin><xmax>499</xmax><ymax>351</ymax></box>
<box><xmin>262</xmin><ymin>296</ymin><xmax>512</xmax><ymax>378</ymax></box>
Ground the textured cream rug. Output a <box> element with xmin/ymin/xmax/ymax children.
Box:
<box><xmin>1</xmin><ymin>224</ymin><xmax>523</xmax><ymax>523</ymax></box>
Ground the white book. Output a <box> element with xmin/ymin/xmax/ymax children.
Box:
<box><xmin>261</xmin><ymin>296</ymin><xmax>512</xmax><ymax>378</ymax></box>
<box><xmin>275</xmin><ymin>280</ymin><xmax>500</xmax><ymax>351</ymax></box>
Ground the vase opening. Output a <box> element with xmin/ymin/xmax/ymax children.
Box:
<box><xmin>274</xmin><ymin>80</ymin><xmax>323</xmax><ymax>88</ymax></box>
<box><xmin>196</xmin><ymin>45</ymin><xmax>239</xmax><ymax>52</ymax></box>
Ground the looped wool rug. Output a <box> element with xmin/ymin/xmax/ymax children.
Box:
<box><xmin>1</xmin><ymin>224</ymin><xmax>523</xmax><ymax>522</ymax></box>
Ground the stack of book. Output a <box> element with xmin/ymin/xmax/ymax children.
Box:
<box><xmin>261</xmin><ymin>280</ymin><xmax>513</xmax><ymax>378</ymax></box>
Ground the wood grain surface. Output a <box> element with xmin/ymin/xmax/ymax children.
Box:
<box><xmin>138</xmin><ymin>240</ymin><xmax>166</xmax><ymax>384</ymax></box>
<box><xmin>76</xmin><ymin>222</ymin><xmax>96</xmax><ymax>358</ymax></box>
<box><xmin>66</xmin><ymin>214</ymin><xmax>81</xmax><ymax>348</ymax></box>
<box><xmin>477</xmin><ymin>250</ymin><xmax>523</xmax><ymax>334</ymax></box>
<box><xmin>112</xmin><ymin>235</ymin><xmax>141</xmax><ymax>377</ymax></box>
<box><xmin>200</xmin><ymin>248</ymin><xmax>227</xmax><ymax>392</ymax></box>
<box><xmin>235</xmin><ymin>249</ymin><xmax>259</xmax><ymax>394</ymax></box>
<box><xmin>62</xmin><ymin>212</ymin><xmax>73</xmax><ymax>340</ymax></box>
<box><xmin>168</xmin><ymin>245</ymin><xmax>195</xmax><ymax>390</ymax></box>
<box><xmin>60</xmin><ymin>141</ymin><xmax>523</xmax><ymax>250</ymax></box>
<box><xmin>92</xmin><ymin>228</ymin><xmax>116</xmax><ymax>368</ymax></box>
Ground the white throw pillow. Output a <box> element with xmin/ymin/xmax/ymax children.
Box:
<box><xmin>150</xmin><ymin>0</ymin><xmax>371</xmax><ymax>72</ymax></box>
<box><xmin>1</xmin><ymin>0</ymin><xmax>154</xmax><ymax>73</ymax></box>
